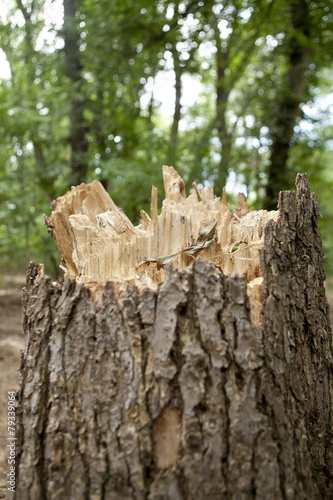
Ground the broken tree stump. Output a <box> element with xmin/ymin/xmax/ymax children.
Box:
<box><xmin>15</xmin><ymin>168</ymin><xmax>333</xmax><ymax>499</ymax></box>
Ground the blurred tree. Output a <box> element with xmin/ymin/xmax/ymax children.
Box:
<box><xmin>264</xmin><ymin>0</ymin><xmax>332</xmax><ymax>209</ymax></box>
<box><xmin>0</xmin><ymin>0</ymin><xmax>332</xmax><ymax>275</ymax></box>
<box><xmin>63</xmin><ymin>0</ymin><xmax>89</xmax><ymax>185</ymax></box>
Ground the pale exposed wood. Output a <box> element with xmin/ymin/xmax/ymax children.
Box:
<box><xmin>44</xmin><ymin>180</ymin><xmax>113</xmax><ymax>276</ymax></box>
<box><xmin>233</xmin><ymin>192</ymin><xmax>251</xmax><ymax>218</ymax></box>
<box><xmin>139</xmin><ymin>209</ymin><xmax>151</xmax><ymax>228</ymax></box>
<box><xmin>163</xmin><ymin>165</ymin><xmax>186</xmax><ymax>202</ymax></box>
<box><xmin>247</xmin><ymin>277</ymin><xmax>263</xmax><ymax>327</ymax></box>
<box><xmin>153</xmin><ymin>408</ymin><xmax>181</xmax><ymax>469</ymax></box>
<box><xmin>222</xmin><ymin>186</ymin><xmax>227</xmax><ymax>207</ymax></box>
<box><xmin>192</xmin><ymin>181</ymin><xmax>202</xmax><ymax>202</ymax></box>
<box><xmin>46</xmin><ymin>167</ymin><xmax>278</xmax><ymax>291</ymax></box>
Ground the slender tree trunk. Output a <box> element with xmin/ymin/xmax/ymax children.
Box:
<box><xmin>14</xmin><ymin>173</ymin><xmax>333</xmax><ymax>499</ymax></box>
<box><xmin>93</xmin><ymin>85</ymin><xmax>110</xmax><ymax>191</ymax></box>
<box><xmin>214</xmin><ymin>28</ymin><xmax>231</xmax><ymax>197</ymax></box>
<box><xmin>63</xmin><ymin>0</ymin><xmax>89</xmax><ymax>185</ymax></box>
<box><xmin>15</xmin><ymin>0</ymin><xmax>57</xmax><ymax>201</ymax></box>
<box><xmin>211</xmin><ymin>5</ymin><xmax>264</xmax><ymax>197</ymax></box>
<box><xmin>264</xmin><ymin>0</ymin><xmax>311</xmax><ymax>210</ymax></box>
<box><xmin>168</xmin><ymin>50</ymin><xmax>182</xmax><ymax>169</ymax></box>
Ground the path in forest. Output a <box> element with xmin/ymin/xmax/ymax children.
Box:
<box><xmin>0</xmin><ymin>276</ymin><xmax>25</xmax><ymax>499</ymax></box>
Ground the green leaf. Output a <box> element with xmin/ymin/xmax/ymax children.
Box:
<box><xmin>197</xmin><ymin>219</ymin><xmax>218</xmax><ymax>245</ymax></box>
<box><xmin>230</xmin><ymin>241</ymin><xmax>242</xmax><ymax>253</ymax></box>
<box><xmin>138</xmin><ymin>253</ymin><xmax>177</xmax><ymax>267</ymax></box>
<box><xmin>183</xmin><ymin>237</ymin><xmax>214</xmax><ymax>256</ymax></box>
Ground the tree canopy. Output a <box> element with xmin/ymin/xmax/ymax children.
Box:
<box><xmin>0</xmin><ymin>0</ymin><xmax>332</xmax><ymax>275</ymax></box>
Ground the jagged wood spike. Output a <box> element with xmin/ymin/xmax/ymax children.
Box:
<box><xmin>45</xmin><ymin>167</ymin><xmax>278</xmax><ymax>323</ymax></box>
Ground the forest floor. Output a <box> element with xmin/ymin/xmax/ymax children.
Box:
<box><xmin>0</xmin><ymin>275</ymin><xmax>333</xmax><ymax>498</ymax></box>
<box><xmin>0</xmin><ymin>276</ymin><xmax>25</xmax><ymax>499</ymax></box>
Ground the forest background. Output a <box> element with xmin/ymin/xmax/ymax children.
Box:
<box><xmin>0</xmin><ymin>0</ymin><xmax>332</xmax><ymax>278</ymax></box>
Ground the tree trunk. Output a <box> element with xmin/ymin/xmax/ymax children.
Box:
<box><xmin>213</xmin><ymin>20</ymin><xmax>231</xmax><ymax>198</ymax></box>
<box><xmin>63</xmin><ymin>0</ymin><xmax>89</xmax><ymax>185</ymax></box>
<box><xmin>168</xmin><ymin>49</ymin><xmax>182</xmax><ymax>170</ymax></box>
<box><xmin>264</xmin><ymin>0</ymin><xmax>311</xmax><ymax>210</ymax></box>
<box><xmin>15</xmin><ymin>170</ymin><xmax>333</xmax><ymax>499</ymax></box>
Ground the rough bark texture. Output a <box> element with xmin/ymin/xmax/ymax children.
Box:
<box><xmin>15</xmin><ymin>174</ymin><xmax>333</xmax><ymax>499</ymax></box>
<box><xmin>259</xmin><ymin>173</ymin><xmax>333</xmax><ymax>495</ymax></box>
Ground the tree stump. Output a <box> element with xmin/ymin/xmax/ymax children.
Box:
<box><xmin>15</xmin><ymin>168</ymin><xmax>333</xmax><ymax>499</ymax></box>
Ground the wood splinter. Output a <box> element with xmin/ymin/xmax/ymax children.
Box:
<box><xmin>44</xmin><ymin>165</ymin><xmax>278</xmax><ymax>326</ymax></box>
<box><xmin>45</xmin><ymin>166</ymin><xmax>277</xmax><ymax>288</ymax></box>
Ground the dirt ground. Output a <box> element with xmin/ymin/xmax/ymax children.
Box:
<box><xmin>0</xmin><ymin>275</ymin><xmax>332</xmax><ymax>498</ymax></box>
<box><xmin>0</xmin><ymin>276</ymin><xmax>25</xmax><ymax>499</ymax></box>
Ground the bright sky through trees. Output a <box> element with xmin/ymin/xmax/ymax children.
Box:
<box><xmin>1</xmin><ymin>0</ymin><xmax>332</xmax><ymax>135</ymax></box>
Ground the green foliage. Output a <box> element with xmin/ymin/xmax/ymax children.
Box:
<box><xmin>0</xmin><ymin>0</ymin><xmax>332</xmax><ymax>276</ymax></box>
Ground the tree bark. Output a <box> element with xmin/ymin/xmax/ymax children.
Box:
<box><xmin>15</xmin><ymin>174</ymin><xmax>333</xmax><ymax>499</ymax></box>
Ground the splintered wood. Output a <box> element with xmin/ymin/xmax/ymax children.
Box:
<box><xmin>45</xmin><ymin>166</ymin><xmax>278</xmax><ymax>324</ymax></box>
